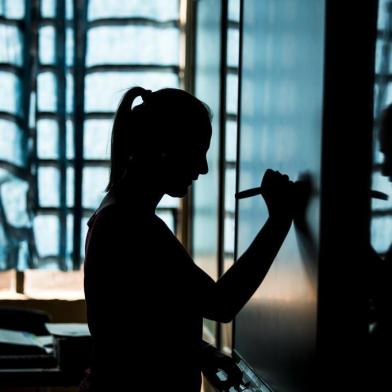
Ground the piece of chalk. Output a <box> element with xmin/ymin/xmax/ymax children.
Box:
<box><xmin>370</xmin><ymin>190</ymin><xmax>389</xmax><ymax>200</ymax></box>
<box><xmin>236</xmin><ymin>188</ymin><xmax>389</xmax><ymax>201</ymax></box>
<box><xmin>235</xmin><ymin>187</ymin><xmax>263</xmax><ymax>199</ymax></box>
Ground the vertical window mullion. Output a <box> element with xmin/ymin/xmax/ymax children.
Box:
<box><xmin>232</xmin><ymin>0</ymin><xmax>244</xmax><ymax>353</ymax></box>
<box><xmin>23</xmin><ymin>0</ymin><xmax>40</xmax><ymax>269</ymax></box>
<box><xmin>216</xmin><ymin>0</ymin><xmax>228</xmax><ymax>351</ymax></box>
<box><xmin>56</xmin><ymin>0</ymin><xmax>67</xmax><ymax>270</ymax></box>
<box><xmin>72</xmin><ymin>0</ymin><xmax>88</xmax><ymax>269</ymax></box>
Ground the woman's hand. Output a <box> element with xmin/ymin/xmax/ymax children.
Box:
<box><xmin>261</xmin><ymin>169</ymin><xmax>295</xmax><ymax>221</ymax></box>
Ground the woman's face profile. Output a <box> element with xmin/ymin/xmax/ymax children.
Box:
<box><xmin>159</xmin><ymin>122</ymin><xmax>211</xmax><ymax>198</ymax></box>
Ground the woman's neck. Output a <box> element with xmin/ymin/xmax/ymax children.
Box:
<box><xmin>110</xmin><ymin>182</ymin><xmax>164</xmax><ymax>216</ymax></box>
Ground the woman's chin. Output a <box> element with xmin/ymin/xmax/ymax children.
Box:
<box><xmin>166</xmin><ymin>183</ymin><xmax>191</xmax><ymax>198</ymax></box>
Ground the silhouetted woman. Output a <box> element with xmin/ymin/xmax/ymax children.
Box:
<box><xmin>83</xmin><ymin>87</ymin><xmax>296</xmax><ymax>391</ymax></box>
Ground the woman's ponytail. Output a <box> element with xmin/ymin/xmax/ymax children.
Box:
<box><xmin>106</xmin><ymin>87</ymin><xmax>146</xmax><ymax>192</ymax></box>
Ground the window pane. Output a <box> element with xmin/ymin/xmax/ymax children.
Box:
<box><xmin>226</xmin><ymin>73</ymin><xmax>238</xmax><ymax>114</ymax></box>
<box><xmin>0</xmin><ymin>71</ymin><xmax>21</xmax><ymax>113</ymax></box>
<box><xmin>67</xmin><ymin>166</ymin><xmax>74</xmax><ymax>207</ymax></box>
<box><xmin>66</xmin><ymin>119</ymin><xmax>74</xmax><ymax>159</ymax></box>
<box><xmin>227</xmin><ymin>27</ymin><xmax>240</xmax><ymax>68</ymax></box>
<box><xmin>228</xmin><ymin>0</ymin><xmax>240</xmax><ymax>22</ymax></box>
<box><xmin>66</xmin><ymin>72</ymin><xmax>73</xmax><ymax>113</ymax></box>
<box><xmin>225</xmin><ymin>120</ymin><xmax>237</xmax><ymax>162</ymax></box>
<box><xmin>66</xmin><ymin>27</ymin><xmax>74</xmax><ymax>66</ymax></box>
<box><xmin>41</xmin><ymin>0</ymin><xmax>56</xmax><ymax>18</ymax></box>
<box><xmin>85</xmin><ymin>72</ymin><xmax>179</xmax><ymax>112</ymax></box>
<box><xmin>371</xmin><ymin>171</ymin><xmax>392</xmax><ymax>211</ymax></box>
<box><xmin>66</xmin><ymin>213</ymin><xmax>73</xmax><ymax>268</ymax></box>
<box><xmin>84</xmin><ymin>120</ymin><xmax>111</xmax><ymax>159</ymax></box>
<box><xmin>37</xmin><ymin>72</ymin><xmax>57</xmax><ymax>112</ymax></box>
<box><xmin>156</xmin><ymin>210</ymin><xmax>175</xmax><ymax>233</ymax></box>
<box><xmin>39</xmin><ymin>26</ymin><xmax>56</xmax><ymax>64</ymax></box>
<box><xmin>38</xmin><ymin>166</ymin><xmax>60</xmax><ymax>206</ymax></box>
<box><xmin>372</xmin><ymin>216</ymin><xmax>392</xmax><ymax>254</ymax></box>
<box><xmin>82</xmin><ymin>167</ymin><xmax>108</xmax><ymax>208</ymax></box>
<box><xmin>37</xmin><ymin>119</ymin><xmax>59</xmax><ymax>158</ymax></box>
<box><xmin>88</xmin><ymin>0</ymin><xmax>179</xmax><ymax>21</ymax></box>
<box><xmin>33</xmin><ymin>214</ymin><xmax>59</xmax><ymax>257</ymax></box>
<box><xmin>0</xmin><ymin>0</ymin><xmax>25</xmax><ymax>19</ymax></box>
<box><xmin>225</xmin><ymin>167</ymin><xmax>236</xmax><ymax>213</ymax></box>
<box><xmin>224</xmin><ymin>215</ymin><xmax>235</xmax><ymax>254</ymax></box>
<box><xmin>158</xmin><ymin>194</ymin><xmax>179</xmax><ymax>208</ymax></box>
<box><xmin>87</xmin><ymin>26</ymin><xmax>179</xmax><ymax>66</ymax></box>
<box><xmin>81</xmin><ymin>216</ymin><xmax>89</xmax><ymax>258</ymax></box>
<box><xmin>0</xmin><ymin>119</ymin><xmax>25</xmax><ymax>165</ymax></box>
<box><xmin>0</xmin><ymin>24</ymin><xmax>23</xmax><ymax>65</ymax></box>
<box><xmin>0</xmin><ymin>178</ymin><xmax>29</xmax><ymax>227</ymax></box>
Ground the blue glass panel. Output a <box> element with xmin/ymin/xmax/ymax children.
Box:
<box><xmin>38</xmin><ymin>167</ymin><xmax>60</xmax><ymax>206</ymax></box>
<box><xmin>228</xmin><ymin>0</ymin><xmax>240</xmax><ymax>22</ymax></box>
<box><xmin>67</xmin><ymin>166</ymin><xmax>74</xmax><ymax>207</ymax></box>
<box><xmin>37</xmin><ymin>119</ymin><xmax>59</xmax><ymax>158</ymax></box>
<box><xmin>81</xmin><ymin>217</ymin><xmax>89</xmax><ymax>258</ymax></box>
<box><xmin>226</xmin><ymin>73</ymin><xmax>238</xmax><ymax>114</ymax></box>
<box><xmin>193</xmin><ymin>0</ymin><xmax>222</xmax><ymax>346</ymax></box>
<box><xmin>41</xmin><ymin>0</ymin><xmax>56</xmax><ymax>18</ymax></box>
<box><xmin>371</xmin><ymin>171</ymin><xmax>392</xmax><ymax>211</ymax></box>
<box><xmin>156</xmin><ymin>210</ymin><xmax>175</xmax><ymax>233</ymax></box>
<box><xmin>84</xmin><ymin>120</ymin><xmax>112</xmax><ymax>159</ymax></box>
<box><xmin>224</xmin><ymin>215</ymin><xmax>235</xmax><ymax>254</ymax></box>
<box><xmin>384</xmin><ymin>82</ymin><xmax>392</xmax><ymax>104</ymax></box>
<box><xmin>375</xmin><ymin>39</ymin><xmax>383</xmax><ymax>75</ymax></box>
<box><xmin>378</xmin><ymin>0</ymin><xmax>390</xmax><ymax>30</ymax></box>
<box><xmin>86</xmin><ymin>26</ymin><xmax>179</xmax><ymax>66</ymax></box>
<box><xmin>0</xmin><ymin>0</ymin><xmax>25</xmax><ymax>19</ymax></box>
<box><xmin>66</xmin><ymin>213</ymin><xmax>73</xmax><ymax>268</ymax></box>
<box><xmin>88</xmin><ymin>0</ymin><xmax>179</xmax><ymax>21</ymax></box>
<box><xmin>0</xmin><ymin>178</ymin><xmax>29</xmax><ymax>227</ymax></box>
<box><xmin>0</xmin><ymin>119</ymin><xmax>24</xmax><ymax>165</ymax></box>
<box><xmin>66</xmin><ymin>120</ymin><xmax>74</xmax><ymax>159</ymax></box>
<box><xmin>66</xmin><ymin>73</ymin><xmax>74</xmax><ymax>113</ymax></box>
<box><xmin>371</xmin><ymin>216</ymin><xmax>392</xmax><ymax>254</ymax></box>
<box><xmin>158</xmin><ymin>194</ymin><xmax>179</xmax><ymax>208</ymax></box>
<box><xmin>224</xmin><ymin>167</ymin><xmax>236</xmax><ymax>213</ymax></box>
<box><xmin>39</xmin><ymin>26</ymin><xmax>56</xmax><ymax>64</ymax></box>
<box><xmin>33</xmin><ymin>214</ymin><xmax>59</xmax><ymax>257</ymax></box>
<box><xmin>66</xmin><ymin>27</ymin><xmax>74</xmax><ymax>66</ymax></box>
<box><xmin>225</xmin><ymin>120</ymin><xmax>237</xmax><ymax>162</ymax></box>
<box><xmin>66</xmin><ymin>0</ymin><xmax>73</xmax><ymax>20</ymax></box>
<box><xmin>0</xmin><ymin>25</ymin><xmax>23</xmax><ymax>65</ymax></box>
<box><xmin>0</xmin><ymin>71</ymin><xmax>21</xmax><ymax>113</ymax></box>
<box><xmin>37</xmin><ymin>72</ymin><xmax>57</xmax><ymax>112</ymax></box>
<box><xmin>227</xmin><ymin>27</ymin><xmax>239</xmax><ymax>68</ymax></box>
<box><xmin>85</xmin><ymin>72</ymin><xmax>179</xmax><ymax>112</ymax></box>
<box><xmin>82</xmin><ymin>167</ymin><xmax>108</xmax><ymax>208</ymax></box>
<box><xmin>0</xmin><ymin>224</ymin><xmax>7</xmax><ymax>269</ymax></box>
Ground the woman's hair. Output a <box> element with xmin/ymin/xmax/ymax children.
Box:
<box><xmin>105</xmin><ymin>86</ymin><xmax>212</xmax><ymax>193</ymax></box>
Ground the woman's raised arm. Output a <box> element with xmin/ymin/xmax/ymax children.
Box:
<box><xmin>197</xmin><ymin>169</ymin><xmax>296</xmax><ymax>323</ymax></box>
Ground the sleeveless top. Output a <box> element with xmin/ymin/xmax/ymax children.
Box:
<box><xmin>83</xmin><ymin>193</ymin><xmax>204</xmax><ymax>391</ymax></box>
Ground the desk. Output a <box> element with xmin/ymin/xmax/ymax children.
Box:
<box><xmin>0</xmin><ymin>335</ymin><xmax>91</xmax><ymax>388</ymax></box>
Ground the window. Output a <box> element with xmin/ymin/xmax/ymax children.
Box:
<box><xmin>0</xmin><ymin>0</ymin><xmax>183</xmax><ymax>295</ymax></box>
<box><xmin>371</xmin><ymin>0</ymin><xmax>392</xmax><ymax>255</ymax></box>
<box><xmin>192</xmin><ymin>0</ymin><xmax>241</xmax><ymax>352</ymax></box>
